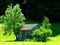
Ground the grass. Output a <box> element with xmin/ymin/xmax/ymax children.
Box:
<box><xmin>47</xmin><ymin>22</ymin><xmax>60</xmax><ymax>42</ymax></box>
<box><xmin>0</xmin><ymin>42</ymin><xmax>60</xmax><ymax>45</ymax></box>
<box><xmin>0</xmin><ymin>22</ymin><xmax>60</xmax><ymax>45</ymax></box>
<box><xmin>47</xmin><ymin>35</ymin><xmax>60</xmax><ymax>42</ymax></box>
<box><xmin>0</xmin><ymin>23</ymin><xmax>16</xmax><ymax>42</ymax></box>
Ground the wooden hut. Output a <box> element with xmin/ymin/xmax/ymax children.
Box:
<box><xmin>18</xmin><ymin>24</ymin><xmax>40</xmax><ymax>40</ymax></box>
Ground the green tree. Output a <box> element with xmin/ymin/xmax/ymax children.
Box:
<box><xmin>3</xmin><ymin>4</ymin><xmax>26</xmax><ymax>40</ymax></box>
<box><xmin>40</xmin><ymin>16</ymin><xmax>52</xmax><ymax>41</ymax></box>
<box><xmin>42</xmin><ymin>16</ymin><xmax>51</xmax><ymax>29</ymax></box>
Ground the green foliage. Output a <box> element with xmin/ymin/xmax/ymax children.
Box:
<box><xmin>42</xmin><ymin>16</ymin><xmax>51</xmax><ymax>29</ymax></box>
<box><xmin>31</xmin><ymin>16</ymin><xmax>52</xmax><ymax>42</ymax></box>
<box><xmin>41</xmin><ymin>16</ymin><xmax>52</xmax><ymax>36</ymax></box>
<box><xmin>0</xmin><ymin>0</ymin><xmax>60</xmax><ymax>22</ymax></box>
<box><xmin>32</xmin><ymin>29</ymin><xmax>41</xmax><ymax>36</ymax></box>
<box><xmin>0</xmin><ymin>16</ymin><xmax>4</xmax><ymax>23</ymax></box>
<box><xmin>3</xmin><ymin>4</ymin><xmax>26</xmax><ymax>40</ymax></box>
<box><xmin>40</xmin><ymin>16</ymin><xmax>52</xmax><ymax>41</ymax></box>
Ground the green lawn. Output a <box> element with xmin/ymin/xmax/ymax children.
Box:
<box><xmin>0</xmin><ymin>23</ymin><xmax>60</xmax><ymax>45</ymax></box>
<box><xmin>0</xmin><ymin>42</ymin><xmax>60</xmax><ymax>45</ymax></box>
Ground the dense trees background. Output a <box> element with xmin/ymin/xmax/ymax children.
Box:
<box><xmin>0</xmin><ymin>0</ymin><xmax>60</xmax><ymax>22</ymax></box>
<box><xmin>0</xmin><ymin>0</ymin><xmax>12</xmax><ymax>15</ymax></box>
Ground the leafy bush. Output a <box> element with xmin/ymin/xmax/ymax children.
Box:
<box><xmin>31</xmin><ymin>16</ymin><xmax>52</xmax><ymax>42</ymax></box>
<box><xmin>40</xmin><ymin>16</ymin><xmax>52</xmax><ymax>36</ymax></box>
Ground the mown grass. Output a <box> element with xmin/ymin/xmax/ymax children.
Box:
<box><xmin>0</xmin><ymin>40</ymin><xmax>60</xmax><ymax>45</ymax></box>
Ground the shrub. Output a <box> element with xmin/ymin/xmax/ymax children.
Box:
<box><xmin>31</xmin><ymin>16</ymin><xmax>52</xmax><ymax>42</ymax></box>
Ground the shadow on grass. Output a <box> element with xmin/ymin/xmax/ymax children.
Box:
<box><xmin>51</xmin><ymin>22</ymin><xmax>60</xmax><ymax>36</ymax></box>
<box><xmin>6</xmin><ymin>40</ymin><xmax>15</xmax><ymax>42</ymax></box>
<box><xmin>5</xmin><ymin>39</ymin><xmax>24</xmax><ymax>42</ymax></box>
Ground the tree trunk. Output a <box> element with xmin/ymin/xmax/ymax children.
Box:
<box><xmin>15</xmin><ymin>33</ymin><xmax>19</xmax><ymax>41</ymax></box>
<box><xmin>13</xmin><ymin>30</ymin><xmax>19</xmax><ymax>41</ymax></box>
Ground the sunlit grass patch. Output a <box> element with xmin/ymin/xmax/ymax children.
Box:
<box><xmin>0</xmin><ymin>23</ymin><xmax>16</xmax><ymax>42</ymax></box>
<box><xmin>46</xmin><ymin>42</ymin><xmax>60</xmax><ymax>45</ymax></box>
<box><xmin>0</xmin><ymin>42</ymin><xmax>60</xmax><ymax>45</ymax></box>
<box><xmin>0</xmin><ymin>42</ymin><xmax>44</xmax><ymax>45</ymax></box>
<box><xmin>47</xmin><ymin>35</ymin><xmax>60</xmax><ymax>42</ymax></box>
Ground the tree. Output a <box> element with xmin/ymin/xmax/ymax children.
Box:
<box><xmin>3</xmin><ymin>4</ymin><xmax>26</xmax><ymax>40</ymax></box>
<box><xmin>1</xmin><ymin>0</ymin><xmax>60</xmax><ymax>22</ymax></box>
<box><xmin>42</xmin><ymin>16</ymin><xmax>51</xmax><ymax>29</ymax></box>
<box><xmin>40</xmin><ymin>16</ymin><xmax>52</xmax><ymax>41</ymax></box>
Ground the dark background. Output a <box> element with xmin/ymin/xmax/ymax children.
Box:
<box><xmin>0</xmin><ymin>0</ymin><xmax>60</xmax><ymax>22</ymax></box>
